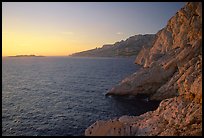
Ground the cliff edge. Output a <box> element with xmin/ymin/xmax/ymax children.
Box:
<box><xmin>85</xmin><ymin>2</ymin><xmax>202</xmax><ymax>136</ymax></box>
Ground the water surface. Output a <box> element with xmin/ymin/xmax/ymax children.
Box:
<box><xmin>2</xmin><ymin>57</ymin><xmax>160</xmax><ymax>136</ymax></box>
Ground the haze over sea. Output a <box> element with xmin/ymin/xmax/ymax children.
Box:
<box><xmin>2</xmin><ymin>57</ymin><xmax>160</xmax><ymax>136</ymax></box>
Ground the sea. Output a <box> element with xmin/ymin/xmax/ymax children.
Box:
<box><xmin>2</xmin><ymin>56</ymin><xmax>160</xmax><ymax>136</ymax></box>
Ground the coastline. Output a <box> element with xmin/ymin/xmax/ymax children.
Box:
<box><xmin>85</xmin><ymin>2</ymin><xmax>202</xmax><ymax>136</ymax></box>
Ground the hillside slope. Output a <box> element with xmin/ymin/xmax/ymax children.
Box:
<box><xmin>71</xmin><ymin>34</ymin><xmax>155</xmax><ymax>57</ymax></box>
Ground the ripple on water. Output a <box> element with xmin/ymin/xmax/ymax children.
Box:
<box><xmin>2</xmin><ymin>57</ymin><xmax>160</xmax><ymax>136</ymax></box>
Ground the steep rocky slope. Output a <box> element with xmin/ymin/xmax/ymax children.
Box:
<box><xmin>85</xmin><ymin>2</ymin><xmax>202</xmax><ymax>136</ymax></box>
<box><xmin>71</xmin><ymin>34</ymin><xmax>155</xmax><ymax>57</ymax></box>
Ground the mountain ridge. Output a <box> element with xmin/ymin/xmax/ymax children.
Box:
<box><xmin>71</xmin><ymin>34</ymin><xmax>156</xmax><ymax>57</ymax></box>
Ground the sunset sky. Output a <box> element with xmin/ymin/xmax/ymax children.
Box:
<box><xmin>2</xmin><ymin>2</ymin><xmax>185</xmax><ymax>56</ymax></box>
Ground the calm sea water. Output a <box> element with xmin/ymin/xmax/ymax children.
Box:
<box><xmin>2</xmin><ymin>57</ymin><xmax>160</xmax><ymax>136</ymax></box>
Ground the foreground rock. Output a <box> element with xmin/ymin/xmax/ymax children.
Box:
<box><xmin>85</xmin><ymin>97</ymin><xmax>202</xmax><ymax>136</ymax></box>
<box><xmin>85</xmin><ymin>2</ymin><xmax>202</xmax><ymax>136</ymax></box>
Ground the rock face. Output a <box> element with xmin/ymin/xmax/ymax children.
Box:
<box><xmin>71</xmin><ymin>34</ymin><xmax>156</xmax><ymax>57</ymax></box>
<box><xmin>85</xmin><ymin>2</ymin><xmax>202</xmax><ymax>136</ymax></box>
<box><xmin>106</xmin><ymin>64</ymin><xmax>178</xmax><ymax>99</ymax></box>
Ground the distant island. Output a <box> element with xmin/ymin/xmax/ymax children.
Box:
<box><xmin>9</xmin><ymin>55</ymin><xmax>45</xmax><ymax>57</ymax></box>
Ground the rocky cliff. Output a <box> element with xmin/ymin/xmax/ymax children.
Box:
<box><xmin>85</xmin><ymin>2</ymin><xmax>202</xmax><ymax>136</ymax></box>
<box><xmin>71</xmin><ymin>34</ymin><xmax>156</xmax><ymax>57</ymax></box>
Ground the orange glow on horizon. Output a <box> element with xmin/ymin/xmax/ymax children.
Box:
<box><xmin>2</xmin><ymin>31</ymin><xmax>104</xmax><ymax>57</ymax></box>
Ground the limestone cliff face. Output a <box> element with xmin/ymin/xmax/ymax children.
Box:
<box><xmin>135</xmin><ymin>2</ymin><xmax>202</xmax><ymax>68</ymax></box>
<box><xmin>107</xmin><ymin>2</ymin><xmax>202</xmax><ymax>101</ymax></box>
<box><xmin>85</xmin><ymin>2</ymin><xmax>202</xmax><ymax>136</ymax></box>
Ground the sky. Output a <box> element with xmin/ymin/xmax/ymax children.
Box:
<box><xmin>2</xmin><ymin>2</ymin><xmax>186</xmax><ymax>56</ymax></box>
